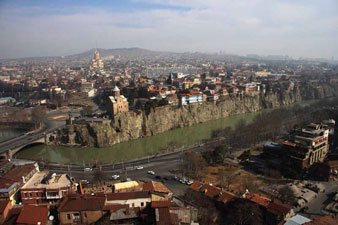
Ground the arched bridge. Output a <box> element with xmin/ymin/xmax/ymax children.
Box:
<box><xmin>0</xmin><ymin>128</ymin><xmax>59</xmax><ymax>160</ymax></box>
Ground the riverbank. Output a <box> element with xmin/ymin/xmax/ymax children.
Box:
<box><xmin>54</xmin><ymin>83</ymin><xmax>338</xmax><ymax>148</ymax></box>
<box><xmin>14</xmin><ymin>99</ymin><xmax>322</xmax><ymax>164</ymax></box>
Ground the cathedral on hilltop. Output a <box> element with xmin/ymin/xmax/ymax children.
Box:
<box><xmin>89</xmin><ymin>49</ymin><xmax>104</xmax><ymax>74</ymax></box>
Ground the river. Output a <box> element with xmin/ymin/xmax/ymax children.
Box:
<box><xmin>0</xmin><ymin>128</ymin><xmax>27</xmax><ymax>143</ymax></box>
<box><xmin>15</xmin><ymin>101</ymin><xmax>317</xmax><ymax>165</ymax></box>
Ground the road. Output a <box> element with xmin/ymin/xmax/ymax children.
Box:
<box><xmin>0</xmin><ymin>119</ymin><xmax>65</xmax><ymax>155</ymax></box>
<box><xmin>43</xmin><ymin>150</ymin><xmax>190</xmax><ymax>195</ymax></box>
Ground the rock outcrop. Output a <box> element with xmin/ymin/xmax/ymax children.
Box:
<box><xmin>54</xmin><ymin>84</ymin><xmax>338</xmax><ymax>147</ymax></box>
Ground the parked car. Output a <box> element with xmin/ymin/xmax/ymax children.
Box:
<box><xmin>84</xmin><ymin>168</ymin><xmax>92</xmax><ymax>172</ymax></box>
<box><xmin>147</xmin><ymin>170</ymin><xmax>155</xmax><ymax>175</ymax></box>
<box><xmin>136</xmin><ymin>166</ymin><xmax>144</xmax><ymax>170</ymax></box>
<box><xmin>112</xmin><ymin>174</ymin><xmax>120</xmax><ymax>180</ymax></box>
<box><xmin>155</xmin><ymin>175</ymin><xmax>161</xmax><ymax>180</ymax></box>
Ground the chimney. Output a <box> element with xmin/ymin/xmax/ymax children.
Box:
<box><xmin>22</xmin><ymin>176</ymin><xmax>26</xmax><ymax>183</ymax></box>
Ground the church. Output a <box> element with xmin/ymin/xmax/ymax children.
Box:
<box><xmin>107</xmin><ymin>86</ymin><xmax>129</xmax><ymax>116</ymax></box>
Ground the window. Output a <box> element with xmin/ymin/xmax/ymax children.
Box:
<box><xmin>84</xmin><ymin>212</ymin><xmax>87</xmax><ymax>218</ymax></box>
<box><xmin>73</xmin><ymin>213</ymin><xmax>80</xmax><ymax>221</ymax></box>
<box><xmin>29</xmin><ymin>193</ymin><xmax>32</xmax><ymax>197</ymax></box>
<box><xmin>132</xmin><ymin>203</ymin><xmax>135</xmax><ymax>207</ymax></box>
<box><xmin>67</xmin><ymin>214</ymin><xmax>71</xmax><ymax>220</ymax></box>
<box><xmin>141</xmin><ymin>202</ymin><xmax>144</xmax><ymax>207</ymax></box>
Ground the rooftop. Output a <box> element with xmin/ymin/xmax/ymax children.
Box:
<box><xmin>16</xmin><ymin>205</ymin><xmax>49</xmax><ymax>225</ymax></box>
<box><xmin>58</xmin><ymin>195</ymin><xmax>106</xmax><ymax>212</ymax></box>
<box><xmin>0</xmin><ymin>199</ymin><xmax>10</xmax><ymax>212</ymax></box>
<box><xmin>0</xmin><ymin>163</ymin><xmax>37</xmax><ymax>189</ymax></box>
<box><xmin>107</xmin><ymin>191</ymin><xmax>150</xmax><ymax>201</ymax></box>
<box><xmin>21</xmin><ymin>171</ymin><xmax>72</xmax><ymax>190</ymax></box>
<box><xmin>114</xmin><ymin>181</ymin><xmax>140</xmax><ymax>191</ymax></box>
<box><xmin>143</xmin><ymin>181</ymin><xmax>172</xmax><ymax>194</ymax></box>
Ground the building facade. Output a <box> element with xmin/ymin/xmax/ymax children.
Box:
<box><xmin>107</xmin><ymin>86</ymin><xmax>129</xmax><ymax>115</ymax></box>
<box><xmin>20</xmin><ymin>172</ymin><xmax>76</xmax><ymax>205</ymax></box>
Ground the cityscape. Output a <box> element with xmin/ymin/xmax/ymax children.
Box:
<box><xmin>0</xmin><ymin>0</ymin><xmax>338</xmax><ymax>225</ymax></box>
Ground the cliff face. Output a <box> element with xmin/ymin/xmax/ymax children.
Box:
<box><xmin>54</xmin><ymin>84</ymin><xmax>337</xmax><ymax>147</ymax></box>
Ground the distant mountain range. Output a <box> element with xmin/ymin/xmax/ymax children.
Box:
<box><xmin>0</xmin><ymin>48</ymin><xmax>182</xmax><ymax>64</ymax></box>
<box><xmin>65</xmin><ymin>47</ymin><xmax>181</xmax><ymax>61</ymax></box>
<box><xmin>1</xmin><ymin>48</ymin><xmax>336</xmax><ymax>65</ymax></box>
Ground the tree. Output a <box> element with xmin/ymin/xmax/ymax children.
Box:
<box><xmin>214</xmin><ymin>145</ymin><xmax>231</xmax><ymax>164</ymax></box>
<box><xmin>80</xmin><ymin>105</ymin><xmax>93</xmax><ymax>117</ymax></box>
<box><xmin>158</xmin><ymin>98</ymin><xmax>168</xmax><ymax>106</ymax></box>
<box><xmin>31</xmin><ymin>106</ymin><xmax>47</xmax><ymax>128</ymax></box>
<box><xmin>279</xmin><ymin>186</ymin><xmax>296</xmax><ymax>204</ymax></box>
<box><xmin>221</xmin><ymin>198</ymin><xmax>264</xmax><ymax>225</ymax></box>
<box><xmin>219</xmin><ymin>167</ymin><xmax>238</xmax><ymax>189</ymax></box>
<box><xmin>93</xmin><ymin>170</ymin><xmax>106</xmax><ymax>184</ymax></box>
<box><xmin>181</xmin><ymin>151</ymin><xmax>207</xmax><ymax>179</ymax></box>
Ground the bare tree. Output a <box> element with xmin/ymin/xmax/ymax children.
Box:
<box><xmin>93</xmin><ymin>170</ymin><xmax>107</xmax><ymax>184</ymax></box>
<box><xmin>279</xmin><ymin>186</ymin><xmax>296</xmax><ymax>205</ymax></box>
<box><xmin>80</xmin><ymin>105</ymin><xmax>93</xmax><ymax>117</ymax></box>
<box><xmin>181</xmin><ymin>151</ymin><xmax>207</xmax><ymax>179</ymax></box>
<box><xmin>222</xmin><ymin>198</ymin><xmax>264</xmax><ymax>225</ymax></box>
<box><xmin>31</xmin><ymin>106</ymin><xmax>47</xmax><ymax>129</ymax></box>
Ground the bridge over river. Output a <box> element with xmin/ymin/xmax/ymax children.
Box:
<box><xmin>0</xmin><ymin>120</ymin><xmax>65</xmax><ymax>160</ymax></box>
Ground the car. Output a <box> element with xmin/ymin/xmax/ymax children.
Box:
<box><xmin>112</xmin><ymin>174</ymin><xmax>120</xmax><ymax>180</ymax></box>
<box><xmin>155</xmin><ymin>175</ymin><xmax>161</xmax><ymax>180</ymax></box>
<box><xmin>84</xmin><ymin>168</ymin><xmax>92</xmax><ymax>172</ymax></box>
<box><xmin>80</xmin><ymin>180</ymin><xmax>90</xmax><ymax>184</ymax></box>
<box><xmin>147</xmin><ymin>170</ymin><xmax>155</xmax><ymax>175</ymax></box>
<box><xmin>136</xmin><ymin>166</ymin><xmax>144</xmax><ymax>170</ymax></box>
<box><xmin>186</xmin><ymin>180</ymin><xmax>193</xmax><ymax>185</ymax></box>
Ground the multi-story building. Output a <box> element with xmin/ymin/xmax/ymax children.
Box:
<box><xmin>179</xmin><ymin>92</ymin><xmax>204</xmax><ymax>105</ymax></box>
<box><xmin>58</xmin><ymin>194</ymin><xmax>106</xmax><ymax>225</ymax></box>
<box><xmin>107</xmin><ymin>86</ymin><xmax>129</xmax><ymax>115</ymax></box>
<box><xmin>282</xmin><ymin>123</ymin><xmax>330</xmax><ymax>168</ymax></box>
<box><xmin>20</xmin><ymin>171</ymin><xmax>76</xmax><ymax>205</ymax></box>
<box><xmin>0</xmin><ymin>162</ymin><xmax>39</xmax><ymax>205</ymax></box>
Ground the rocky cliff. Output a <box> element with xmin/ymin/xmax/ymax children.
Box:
<box><xmin>54</xmin><ymin>83</ymin><xmax>338</xmax><ymax>147</ymax></box>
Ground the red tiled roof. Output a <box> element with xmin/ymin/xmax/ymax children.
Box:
<box><xmin>106</xmin><ymin>191</ymin><xmax>150</xmax><ymax>201</ymax></box>
<box><xmin>304</xmin><ymin>215</ymin><xmax>338</xmax><ymax>225</ymax></box>
<box><xmin>200</xmin><ymin>184</ymin><xmax>222</xmax><ymax>198</ymax></box>
<box><xmin>103</xmin><ymin>204</ymin><xmax>128</xmax><ymax>212</ymax></box>
<box><xmin>16</xmin><ymin>205</ymin><xmax>48</xmax><ymax>225</ymax></box>
<box><xmin>157</xmin><ymin>208</ymin><xmax>179</xmax><ymax>225</ymax></box>
<box><xmin>0</xmin><ymin>199</ymin><xmax>10</xmax><ymax>213</ymax></box>
<box><xmin>217</xmin><ymin>191</ymin><xmax>236</xmax><ymax>203</ymax></box>
<box><xmin>189</xmin><ymin>181</ymin><xmax>203</xmax><ymax>192</ymax></box>
<box><xmin>267</xmin><ymin>199</ymin><xmax>292</xmax><ymax>216</ymax></box>
<box><xmin>143</xmin><ymin>181</ymin><xmax>172</xmax><ymax>194</ymax></box>
<box><xmin>58</xmin><ymin>195</ymin><xmax>106</xmax><ymax>212</ymax></box>
<box><xmin>0</xmin><ymin>164</ymin><xmax>36</xmax><ymax>189</ymax></box>
<box><xmin>244</xmin><ymin>193</ymin><xmax>271</xmax><ymax>208</ymax></box>
<box><xmin>151</xmin><ymin>201</ymin><xmax>177</xmax><ymax>208</ymax></box>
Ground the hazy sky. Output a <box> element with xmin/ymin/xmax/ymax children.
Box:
<box><xmin>0</xmin><ymin>0</ymin><xmax>337</xmax><ymax>59</ymax></box>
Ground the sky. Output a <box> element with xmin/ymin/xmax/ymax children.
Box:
<box><xmin>0</xmin><ymin>0</ymin><xmax>337</xmax><ymax>59</ymax></box>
